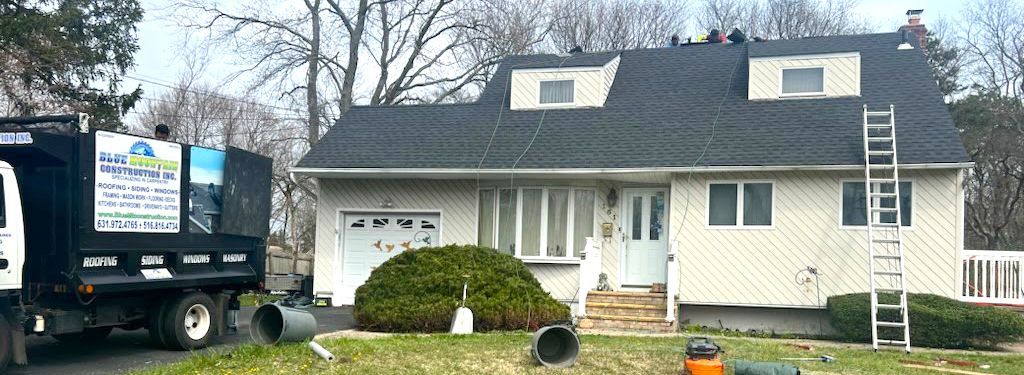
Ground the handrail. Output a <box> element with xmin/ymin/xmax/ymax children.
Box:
<box><xmin>666</xmin><ymin>243</ymin><xmax>679</xmax><ymax>322</ymax></box>
<box><xmin>960</xmin><ymin>250</ymin><xmax>1024</xmax><ymax>305</ymax></box>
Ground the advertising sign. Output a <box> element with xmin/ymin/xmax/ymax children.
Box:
<box><xmin>94</xmin><ymin>131</ymin><xmax>182</xmax><ymax>233</ymax></box>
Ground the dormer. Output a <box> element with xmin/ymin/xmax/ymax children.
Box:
<box><xmin>509</xmin><ymin>53</ymin><xmax>621</xmax><ymax>110</ymax></box>
<box><xmin>747</xmin><ymin>51</ymin><xmax>861</xmax><ymax>100</ymax></box>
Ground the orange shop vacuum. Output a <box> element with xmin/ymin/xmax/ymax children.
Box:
<box><xmin>683</xmin><ymin>337</ymin><xmax>724</xmax><ymax>375</ymax></box>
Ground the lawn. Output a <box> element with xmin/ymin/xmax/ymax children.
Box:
<box><xmin>136</xmin><ymin>333</ymin><xmax>1024</xmax><ymax>375</ymax></box>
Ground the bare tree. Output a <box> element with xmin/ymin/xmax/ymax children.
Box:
<box><xmin>697</xmin><ymin>0</ymin><xmax>867</xmax><ymax>39</ymax></box>
<box><xmin>548</xmin><ymin>0</ymin><xmax>688</xmax><ymax>52</ymax></box>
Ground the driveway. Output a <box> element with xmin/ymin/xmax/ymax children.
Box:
<box><xmin>8</xmin><ymin>306</ymin><xmax>356</xmax><ymax>375</ymax></box>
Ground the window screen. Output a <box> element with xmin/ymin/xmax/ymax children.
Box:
<box><xmin>781</xmin><ymin>67</ymin><xmax>824</xmax><ymax>95</ymax></box>
<box><xmin>708</xmin><ymin>184</ymin><xmax>738</xmax><ymax>226</ymax></box>
<box><xmin>539</xmin><ymin>80</ymin><xmax>574</xmax><ymax>104</ymax></box>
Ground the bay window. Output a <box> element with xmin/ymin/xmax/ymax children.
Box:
<box><xmin>478</xmin><ymin>187</ymin><xmax>595</xmax><ymax>260</ymax></box>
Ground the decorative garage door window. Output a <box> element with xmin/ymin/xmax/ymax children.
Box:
<box><xmin>346</xmin><ymin>215</ymin><xmax>438</xmax><ymax>252</ymax></box>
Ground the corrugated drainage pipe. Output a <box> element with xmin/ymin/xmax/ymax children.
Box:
<box><xmin>250</xmin><ymin>303</ymin><xmax>317</xmax><ymax>345</ymax></box>
<box><xmin>531</xmin><ymin>325</ymin><xmax>580</xmax><ymax>368</ymax></box>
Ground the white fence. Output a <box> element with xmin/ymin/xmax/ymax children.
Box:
<box><xmin>960</xmin><ymin>250</ymin><xmax>1024</xmax><ymax>305</ymax></box>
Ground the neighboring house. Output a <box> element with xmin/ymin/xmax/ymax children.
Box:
<box><xmin>294</xmin><ymin>20</ymin><xmax>970</xmax><ymax>333</ymax></box>
<box><xmin>188</xmin><ymin>182</ymin><xmax>222</xmax><ymax>234</ymax></box>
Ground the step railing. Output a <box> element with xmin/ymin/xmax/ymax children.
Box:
<box><xmin>961</xmin><ymin>250</ymin><xmax>1024</xmax><ymax>305</ymax></box>
<box><xmin>576</xmin><ymin>237</ymin><xmax>602</xmax><ymax>317</ymax></box>
<box><xmin>666</xmin><ymin>242</ymin><xmax>679</xmax><ymax>322</ymax></box>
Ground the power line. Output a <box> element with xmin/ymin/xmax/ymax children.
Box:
<box><xmin>126</xmin><ymin>109</ymin><xmax>307</xmax><ymax>123</ymax></box>
<box><xmin>135</xmin><ymin>96</ymin><xmax>301</xmax><ymax>119</ymax></box>
<box><xmin>125</xmin><ymin>74</ymin><xmax>301</xmax><ymax>113</ymax></box>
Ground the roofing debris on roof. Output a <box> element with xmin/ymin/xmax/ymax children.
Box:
<box><xmin>298</xmin><ymin>32</ymin><xmax>967</xmax><ymax>171</ymax></box>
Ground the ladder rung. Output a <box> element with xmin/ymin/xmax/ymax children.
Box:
<box><xmin>868</xmin><ymin>150</ymin><xmax>894</xmax><ymax>155</ymax></box>
<box><xmin>873</xmin><ymin>239</ymin><xmax>900</xmax><ymax>244</ymax></box>
<box><xmin>866</xmin><ymin>111</ymin><xmax>892</xmax><ymax>116</ymax></box>
<box><xmin>873</xmin><ymin>254</ymin><xmax>901</xmax><ymax>260</ymax></box>
<box><xmin>874</xmin><ymin>288</ymin><xmax>904</xmax><ymax>294</ymax></box>
<box><xmin>871</xmin><ymin>222</ymin><xmax>900</xmax><ymax>227</ymax></box>
<box><xmin>877</xmin><ymin>304</ymin><xmax>903</xmax><ymax>310</ymax></box>
<box><xmin>871</xmin><ymin>192</ymin><xmax>898</xmax><ymax>197</ymax></box>
<box><xmin>867</xmin><ymin>124</ymin><xmax>892</xmax><ymax>128</ymax></box>
<box><xmin>868</xmin><ymin>137</ymin><xmax>893</xmax><ymax>141</ymax></box>
<box><xmin>877</xmin><ymin>340</ymin><xmax>908</xmax><ymax>346</ymax></box>
<box><xmin>876</xmin><ymin>321</ymin><xmax>907</xmax><ymax>328</ymax></box>
<box><xmin>874</xmin><ymin>271</ymin><xmax>903</xmax><ymax>276</ymax></box>
<box><xmin>869</xmin><ymin>178</ymin><xmax>896</xmax><ymax>183</ymax></box>
<box><xmin>871</xmin><ymin>207</ymin><xmax>898</xmax><ymax>212</ymax></box>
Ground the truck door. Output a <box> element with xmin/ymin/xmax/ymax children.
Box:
<box><xmin>0</xmin><ymin>162</ymin><xmax>23</xmax><ymax>291</ymax></box>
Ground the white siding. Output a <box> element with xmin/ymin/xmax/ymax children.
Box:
<box><xmin>669</xmin><ymin>169</ymin><xmax>960</xmax><ymax>307</ymax></box>
<box><xmin>509</xmin><ymin>56</ymin><xmax>620</xmax><ymax>110</ymax></box>
<box><xmin>748</xmin><ymin>54</ymin><xmax>860</xmax><ymax>100</ymax></box>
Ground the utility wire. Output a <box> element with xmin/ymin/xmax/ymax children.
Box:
<box><xmin>125</xmin><ymin>74</ymin><xmax>300</xmax><ymax>113</ymax></box>
<box><xmin>135</xmin><ymin>96</ymin><xmax>301</xmax><ymax>119</ymax></box>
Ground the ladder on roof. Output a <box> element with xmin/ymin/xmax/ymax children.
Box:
<box><xmin>862</xmin><ymin>105</ymin><xmax>911</xmax><ymax>353</ymax></box>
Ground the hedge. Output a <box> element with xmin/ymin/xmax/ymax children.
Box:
<box><xmin>353</xmin><ymin>244</ymin><xmax>571</xmax><ymax>332</ymax></box>
<box><xmin>828</xmin><ymin>293</ymin><xmax>1024</xmax><ymax>348</ymax></box>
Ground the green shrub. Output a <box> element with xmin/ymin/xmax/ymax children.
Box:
<box><xmin>827</xmin><ymin>293</ymin><xmax>1024</xmax><ymax>348</ymax></box>
<box><xmin>353</xmin><ymin>244</ymin><xmax>571</xmax><ymax>332</ymax></box>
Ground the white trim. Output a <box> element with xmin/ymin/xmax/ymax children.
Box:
<box><xmin>705</xmin><ymin>180</ymin><xmax>776</xmax><ymax>229</ymax></box>
<box><xmin>619</xmin><ymin>187</ymin><xmax>671</xmax><ymax>286</ymax></box>
<box><xmin>291</xmin><ymin>162</ymin><xmax>974</xmax><ymax>177</ymax></box>
<box><xmin>837</xmin><ymin>178</ymin><xmax>915</xmax><ymax>231</ymax></box>
<box><xmin>679</xmin><ymin>300</ymin><xmax>827</xmax><ymax>310</ymax></box>
<box><xmin>779</xmin><ymin>66</ymin><xmax>827</xmax><ymax>98</ymax></box>
<box><xmin>520</xmin><ymin>257</ymin><xmax>582</xmax><ymax>265</ymax></box>
<box><xmin>537</xmin><ymin>78</ymin><xmax>576</xmax><ymax>107</ymax></box>
<box><xmin>513</xmin><ymin>65</ymin><xmax>605</xmax><ymax>74</ymax></box>
<box><xmin>749</xmin><ymin>51</ymin><xmax>861</xmax><ymax>62</ymax></box>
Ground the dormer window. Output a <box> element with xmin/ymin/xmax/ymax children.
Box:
<box><xmin>780</xmin><ymin>67</ymin><xmax>825</xmax><ymax>97</ymax></box>
<box><xmin>539</xmin><ymin>80</ymin><xmax>575</xmax><ymax>105</ymax></box>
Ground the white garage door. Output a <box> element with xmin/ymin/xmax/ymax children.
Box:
<box><xmin>338</xmin><ymin>213</ymin><xmax>440</xmax><ymax>305</ymax></box>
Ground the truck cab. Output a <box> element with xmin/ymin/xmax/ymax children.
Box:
<box><xmin>0</xmin><ymin>161</ymin><xmax>24</xmax><ymax>293</ymax></box>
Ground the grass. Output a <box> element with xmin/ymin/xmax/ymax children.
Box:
<box><xmin>237</xmin><ymin>293</ymin><xmax>280</xmax><ymax>307</ymax></box>
<box><xmin>135</xmin><ymin>332</ymin><xmax>1024</xmax><ymax>375</ymax></box>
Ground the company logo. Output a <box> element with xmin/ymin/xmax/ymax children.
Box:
<box><xmin>0</xmin><ymin>132</ymin><xmax>33</xmax><ymax>145</ymax></box>
<box><xmin>222</xmin><ymin>253</ymin><xmax>247</xmax><ymax>263</ymax></box>
<box><xmin>182</xmin><ymin>254</ymin><xmax>211</xmax><ymax>264</ymax></box>
<box><xmin>141</xmin><ymin>255</ymin><xmax>165</xmax><ymax>266</ymax></box>
<box><xmin>83</xmin><ymin>256</ymin><xmax>118</xmax><ymax>268</ymax></box>
<box><xmin>129</xmin><ymin>140</ymin><xmax>156</xmax><ymax>157</ymax></box>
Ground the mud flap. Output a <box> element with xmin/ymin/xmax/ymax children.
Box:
<box><xmin>212</xmin><ymin>292</ymin><xmax>228</xmax><ymax>336</ymax></box>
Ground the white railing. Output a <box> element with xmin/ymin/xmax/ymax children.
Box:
<box><xmin>960</xmin><ymin>250</ymin><xmax>1024</xmax><ymax>305</ymax></box>
<box><xmin>576</xmin><ymin>237</ymin><xmax>602</xmax><ymax>317</ymax></box>
<box><xmin>666</xmin><ymin>243</ymin><xmax>679</xmax><ymax>322</ymax></box>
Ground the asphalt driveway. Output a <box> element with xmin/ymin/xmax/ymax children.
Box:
<box><xmin>8</xmin><ymin>306</ymin><xmax>356</xmax><ymax>375</ymax></box>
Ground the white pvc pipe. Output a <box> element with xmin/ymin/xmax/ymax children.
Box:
<box><xmin>308</xmin><ymin>341</ymin><xmax>335</xmax><ymax>362</ymax></box>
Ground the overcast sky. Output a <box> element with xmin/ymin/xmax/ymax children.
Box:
<box><xmin>122</xmin><ymin>0</ymin><xmax>968</xmax><ymax>119</ymax></box>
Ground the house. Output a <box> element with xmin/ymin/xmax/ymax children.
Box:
<box><xmin>293</xmin><ymin>18</ymin><xmax>970</xmax><ymax>334</ymax></box>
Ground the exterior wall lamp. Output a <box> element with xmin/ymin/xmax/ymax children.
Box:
<box><xmin>606</xmin><ymin>188</ymin><xmax>618</xmax><ymax>208</ymax></box>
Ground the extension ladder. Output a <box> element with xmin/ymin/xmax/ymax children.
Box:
<box><xmin>862</xmin><ymin>105</ymin><xmax>911</xmax><ymax>352</ymax></box>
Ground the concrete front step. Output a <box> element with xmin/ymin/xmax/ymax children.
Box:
<box><xmin>587</xmin><ymin>306</ymin><xmax>665</xmax><ymax>318</ymax></box>
<box><xmin>587</xmin><ymin>291</ymin><xmax>667</xmax><ymax>306</ymax></box>
<box><xmin>580</xmin><ymin>315</ymin><xmax>675</xmax><ymax>333</ymax></box>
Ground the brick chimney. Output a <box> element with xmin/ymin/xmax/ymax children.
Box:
<box><xmin>898</xmin><ymin>9</ymin><xmax>927</xmax><ymax>52</ymax></box>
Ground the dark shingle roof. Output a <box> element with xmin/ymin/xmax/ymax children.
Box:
<box><xmin>510</xmin><ymin>51</ymin><xmax>621</xmax><ymax>69</ymax></box>
<box><xmin>297</xmin><ymin>32</ymin><xmax>969</xmax><ymax>170</ymax></box>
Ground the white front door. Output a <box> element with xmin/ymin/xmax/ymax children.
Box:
<box><xmin>622</xmin><ymin>188</ymin><xmax>668</xmax><ymax>286</ymax></box>
<box><xmin>338</xmin><ymin>212</ymin><xmax>440</xmax><ymax>305</ymax></box>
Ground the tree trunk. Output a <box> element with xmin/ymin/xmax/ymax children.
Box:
<box><xmin>305</xmin><ymin>0</ymin><xmax>322</xmax><ymax>146</ymax></box>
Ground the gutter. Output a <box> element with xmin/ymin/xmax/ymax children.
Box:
<box><xmin>290</xmin><ymin>162</ymin><xmax>974</xmax><ymax>177</ymax></box>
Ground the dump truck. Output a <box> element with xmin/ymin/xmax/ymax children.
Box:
<box><xmin>0</xmin><ymin>114</ymin><xmax>272</xmax><ymax>370</ymax></box>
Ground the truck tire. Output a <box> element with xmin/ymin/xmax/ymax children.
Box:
<box><xmin>53</xmin><ymin>326</ymin><xmax>113</xmax><ymax>344</ymax></box>
<box><xmin>161</xmin><ymin>292</ymin><xmax>216</xmax><ymax>351</ymax></box>
<box><xmin>0</xmin><ymin>317</ymin><xmax>11</xmax><ymax>372</ymax></box>
<box><xmin>148</xmin><ymin>298</ymin><xmax>171</xmax><ymax>349</ymax></box>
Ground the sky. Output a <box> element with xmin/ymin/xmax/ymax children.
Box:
<box><xmin>121</xmin><ymin>0</ymin><xmax>969</xmax><ymax>120</ymax></box>
<box><xmin>189</xmin><ymin>146</ymin><xmax>225</xmax><ymax>185</ymax></box>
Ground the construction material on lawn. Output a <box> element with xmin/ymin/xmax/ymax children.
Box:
<box><xmin>532</xmin><ymin>325</ymin><xmax>580</xmax><ymax>368</ymax></box>
<box><xmin>450</xmin><ymin>277</ymin><xmax>473</xmax><ymax>334</ymax></box>
<box><xmin>309</xmin><ymin>341</ymin><xmax>336</xmax><ymax>362</ymax></box>
<box><xmin>901</xmin><ymin>364</ymin><xmax>991</xmax><ymax>375</ymax></box>
<box><xmin>732</xmin><ymin>360</ymin><xmax>800</xmax><ymax>375</ymax></box>
<box><xmin>250</xmin><ymin>303</ymin><xmax>318</xmax><ymax>345</ymax></box>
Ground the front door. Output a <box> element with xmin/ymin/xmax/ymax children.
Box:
<box><xmin>622</xmin><ymin>188</ymin><xmax>668</xmax><ymax>286</ymax></box>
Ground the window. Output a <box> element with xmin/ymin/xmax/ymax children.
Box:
<box><xmin>708</xmin><ymin>182</ymin><xmax>773</xmax><ymax>227</ymax></box>
<box><xmin>478</xmin><ymin>187</ymin><xmax>595</xmax><ymax>260</ymax></box>
<box><xmin>539</xmin><ymin>80</ymin><xmax>574</xmax><ymax>105</ymax></box>
<box><xmin>781</xmin><ymin>67</ymin><xmax>825</xmax><ymax>96</ymax></box>
<box><xmin>0</xmin><ymin>175</ymin><xmax>5</xmax><ymax>228</ymax></box>
<box><xmin>842</xmin><ymin>181</ymin><xmax>912</xmax><ymax>227</ymax></box>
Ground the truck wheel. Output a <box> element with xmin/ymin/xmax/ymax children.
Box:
<box><xmin>161</xmin><ymin>292</ymin><xmax>216</xmax><ymax>350</ymax></box>
<box><xmin>0</xmin><ymin>317</ymin><xmax>11</xmax><ymax>372</ymax></box>
<box><xmin>53</xmin><ymin>326</ymin><xmax>113</xmax><ymax>344</ymax></box>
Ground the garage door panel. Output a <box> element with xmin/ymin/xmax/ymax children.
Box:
<box><xmin>338</xmin><ymin>213</ymin><xmax>441</xmax><ymax>305</ymax></box>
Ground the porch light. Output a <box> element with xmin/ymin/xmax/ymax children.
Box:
<box><xmin>606</xmin><ymin>189</ymin><xmax>618</xmax><ymax>208</ymax></box>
